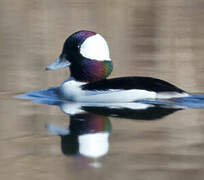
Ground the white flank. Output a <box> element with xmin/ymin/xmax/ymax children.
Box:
<box><xmin>59</xmin><ymin>79</ymin><xmax>157</xmax><ymax>102</ymax></box>
<box><xmin>78</xmin><ymin>89</ymin><xmax>157</xmax><ymax>103</ymax></box>
<box><xmin>79</xmin><ymin>132</ymin><xmax>109</xmax><ymax>158</ymax></box>
<box><xmin>80</xmin><ymin>34</ymin><xmax>111</xmax><ymax>61</ymax></box>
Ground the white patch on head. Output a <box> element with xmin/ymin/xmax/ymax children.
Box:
<box><xmin>80</xmin><ymin>34</ymin><xmax>111</xmax><ymax>61</ymax></box>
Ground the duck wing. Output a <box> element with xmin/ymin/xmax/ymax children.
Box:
<box><xmin>82</xmin><ymin>76</ymin><xmax>185</xmax><ymax>93</ymax></box>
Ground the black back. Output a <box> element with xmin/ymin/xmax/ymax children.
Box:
<box><xmin>82</xmin><ymin>76</ymin><xmax>185</xmax><ymax>93</ymax></box>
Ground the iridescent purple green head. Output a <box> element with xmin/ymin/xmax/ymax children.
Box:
<box><xmin>46</xmin><ymin>30</ymin><xmax>113</xmax><ymax>82</ymax></box>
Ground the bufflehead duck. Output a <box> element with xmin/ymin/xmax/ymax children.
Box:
<box><xmin>46</xmin><ymin>30</ymin><xmax>189</xmax><ymax>102</ymax></box>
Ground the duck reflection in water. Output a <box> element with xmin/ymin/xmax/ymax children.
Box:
<box><xmin>46</xmin><ymin>111</ymin><xmax>111</xmax><ymax>168</ymax></box>
<box><xmin>17</xmin><ymin>90</ymin><xmax>182</xmax><ymax>167</ymax></box>
<box><xmin>27</xmin><ymin>97</ymin><xmax>180</xmax><ymax>168</ymax></box>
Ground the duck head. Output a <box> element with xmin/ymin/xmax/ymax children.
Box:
<box><xmin>46</xmin><ymin>30</ymin><xmax>113</xmax><ymax>82</ymax></box>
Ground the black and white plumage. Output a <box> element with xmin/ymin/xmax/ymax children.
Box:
<box><xmin>58</xmin><ymin>77</ymin><xmax>188</xmax><ymax>102</ymax></box>
<box><xmin>45</xmin><ymin>30</ymin><xmax>189</xmax><ymax>103</ymax></box>
<box><xmin>82</xmin><ymin>76</ymin><xmax>184</xmax><ymax>92</ymax></box>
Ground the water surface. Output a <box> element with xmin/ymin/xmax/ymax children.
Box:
<box><xmin>1</xmin><ymin>0</ymin><xmax>204</xmax><ymax>180</ymax></box>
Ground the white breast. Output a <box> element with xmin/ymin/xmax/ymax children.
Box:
<box><xmin>59</xmin><ymin>79</ymin><xmax>86</xmax><ymax>101</ymax></box>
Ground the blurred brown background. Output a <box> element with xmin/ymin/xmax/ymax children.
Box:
<box><xmin>1</xmin><ymin>0</ymin><xmax>204</xmax><ymax>180</ymax></box>
<box><xmin>1</xmin><ymin>0</ymin><xmax>204</xmax><ymax>93</ymax></box>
